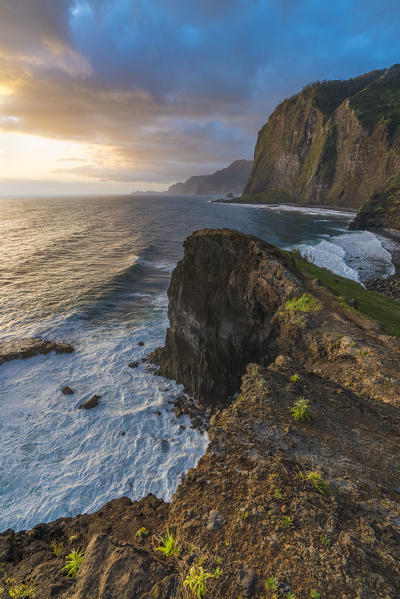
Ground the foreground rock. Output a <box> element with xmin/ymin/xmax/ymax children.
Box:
<box><xmin>2</xmin><ymin>229</ymin><xmax>400</xmax><ymax>598</ymax></box>
<box><xmin>0</xmin><ymin>338</ymin><xmax>74</xmax><ymax>365</ymax></box>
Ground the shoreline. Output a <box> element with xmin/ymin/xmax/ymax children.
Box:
<box><xmin>213</xmin><ymin>197</ymin><xmax>358</xmax><ymax>214</ymax></box>
<box><xmin>216</xmin><ymin>198</ymin><xmax>400</xmax><ymax>276</ymax></box>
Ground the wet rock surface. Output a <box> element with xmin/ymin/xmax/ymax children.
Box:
<box><xmin>0</xmin><ymin>338</ymin><xmax>74</xmax><ymax>365</ymax></box>
<box><xmin>61</xmin><ymin>386</ymin><xmax>74</xmax><ymax>395</ymax></box>
<box><xmin>78</xmin><ymin>394</ymin><xmax>100</xmax><ymax>410</ymax></box>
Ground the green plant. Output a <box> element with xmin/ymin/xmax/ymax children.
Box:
<box><xmin>155</xmin><ymin>530</ymin><xmax>179</xmax><ymax>557</ymax></box>
<box><xmin>286</xmin><ymin>593</ymin><xmax>297</xmax><ymax>599</ymax></box>
<box><xmin>213</xmin><ymin>566</ymin><xmax>223</xmax><ymax>579</ymax></box>
<box><xmin>8</xmin><ymin>583</ymin><xmax>36</xmax><ymax>598</ymax></box>
<box><xmin>62</xmin><ymin>548</ymin><xmax>84</xmax><ymax>578</ymax></box>
<box><xmin>280</xmin><ymin>516</ymin><xmax>294</xmax><ymax>528</ymax></box>
<box><xmin>311</xmin><ymin>591</ymin><xmax>321</xmax><ymax>598</ymax></box>
<box><xmin>69</xmin><ymin>535</ymin><xmax>78</xmax><ymax>543</ymax></box>
<box><xmin>307</xmin><ymin>471</ymin><xmax>331</xmax><ymax>495</ymax></box>
<box><xmin>240</xmin><ymin>510</ymin><xmax>249</xmax><ymax>520</ymax></box>
<box><xmin>272</xmin><ymin>485</ymin><xmax>282</xmax><ymax>499</ymax></box>
<box><xmin>50</xmin><ymin>540</ymin><xmax>64</xmax><ymax>557</ymax></box>
<box><xmin>290</xmin><ymin>374</ymin><xmax>301</xmax><ymax>383</ymax></box>
<box><xmin>321</xmin><ymin>534</ymin><xmax>331</xmax><ymax>547</ymax></box>
<box><xmin>183</xmin><ymin>565</ymin><xmax>215</xmax><ymax>598</ymax></box>
<box><xmin>215</xmin><ymin>556</ymin><xmax>222</xmax><ymax>565</ymax></box>
<box><xmin>135</xmin><ymin>526</ymin><xmax>149</xmax><ymax>538</ymax></box>
<box><xmin>285</xmin><ymin>293</ymin><xmax>322</xmax><ymax>313</ymax></box>
<box><xmin>290</xmin><ymin>397</ymin><xmax>313</xmax><ymax>423</ymax></box>
<box><xmin>265</xmin><ymin>576</ymin><xmax>279</xmax><ymax>592</ymax></box>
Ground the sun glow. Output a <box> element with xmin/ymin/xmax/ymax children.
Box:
<box><xmin>0</xmin><ymin>131</ymin><xmax>110</xmax><ymax>181</ymax></box>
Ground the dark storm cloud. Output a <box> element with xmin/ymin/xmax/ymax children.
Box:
<box><xmin>1</xmin><ymin>0</ymin><xmax>400</xmax><ymax>185</ymax></box>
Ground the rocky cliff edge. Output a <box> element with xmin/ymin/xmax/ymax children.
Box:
<box><xmin>1</xmin><ymin>229</ymin><xmax>400</xmax><ymax>598</ymax></box>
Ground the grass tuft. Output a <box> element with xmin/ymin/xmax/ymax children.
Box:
<box><xmin>285</xmin><ymin>293</ymin><xmax>322</xmax><ymax>312</ymax></box>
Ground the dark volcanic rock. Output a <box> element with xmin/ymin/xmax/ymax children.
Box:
<box><xmin>128</xmin><ymin>361</ymin><xmax>138</xmax><ymax>368</ymax></box>
<box><xmin>78</xmin><ymin>394</ymin><xmax>100</xmax><ymax>410</ymax></box>
<box><xmin>149</xmin><ymin>229</ymin><xmax>299</xmax><ymax>403</ymax></box>
<box><xmin>0</xmin><ymin>338</ymin><xmax>74</xmax><ymax>365</ymax></box>
<box><xmin>61</xmin><ymin>386</ymin><xmax>74</xmax><ymax>395</ymax></box>
<box><xmin>364</xmin><ymin>274</ymin><xmax>400</xmax><ymax>300</ymax></box>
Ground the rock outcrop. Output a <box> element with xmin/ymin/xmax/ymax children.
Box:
<box><xmin>350</xmin><ymin>171</ymin><xmax>400</xmax><ymax>231</ymax></box>
<box><xmin>149</xmin><ymin>229</ymin><xmax>300</xmax><ymax>404</ymax></box>
<box><xmin>168</xmin><ymin>159</ymin><xmax>252</xmax><ymax>196</ymax></box>
<box><xmin>240</xmin><ymin>65</ymin><xmax>400</xmax><ymax>212</ymax></box>
<box><xmin>2</xmin><ymin>230</ymin><xmax>400</xmax><ymax>598</ymax></box>
<box><xmin>0</xmin><ymin>338</ymin><xmax>74</xmax><ymax>365</ymax></box>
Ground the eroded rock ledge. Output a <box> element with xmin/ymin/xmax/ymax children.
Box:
<box><xmin>1</xmin><ymin>229</ymin><xmax>400</xmax><ymax>598</ymax></box>
<box><xmin>0</xmin><ymin>338</ymin><xmax>74</xmax><ymax>365</ymax></box>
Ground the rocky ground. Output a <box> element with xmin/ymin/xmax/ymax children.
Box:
<box><xmin>365</xmin><ymin>274</ymin><xmax>400</xmax><ymax>301</ymax></box>
<box><xmin>1</xmin><ymin>229</ymin><xmax>400</xmax><ymax>598</ymax></box>
<box><xmin>0</xmin><ymin>338</ymin><xmax>73</xmax><ymax>365</ymax></box>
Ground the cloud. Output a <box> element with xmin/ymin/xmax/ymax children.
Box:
<box><xmin>0</xmin><ymin>0</ymin><xmax>400</xmax><ymax>189</ymax></box>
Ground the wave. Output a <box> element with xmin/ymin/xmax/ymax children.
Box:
<box><xmin>295</xmin><ymin>230</ymin><xmax>395</xmax><ymax>282</ymax></box>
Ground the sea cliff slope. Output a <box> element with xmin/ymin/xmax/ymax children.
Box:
<box><xmin>1</xmin><ymin>229</ymin><xmax>400</xmax><ymax>598</ymax></box>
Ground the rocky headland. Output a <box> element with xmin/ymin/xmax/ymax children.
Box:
<box><xmin>1</xmin><ymin>229</ymin><xmax>400</xmax><ymax>598</ymax></box>
<box><xmin>221</xmin><ymin>65</ymin><xmax>400</xmax><ymax>232</ymax></box>
<box><xmin>168</xmin><ymin>160</ymin><xmax>252</xmax><ymax>196</ymax></box>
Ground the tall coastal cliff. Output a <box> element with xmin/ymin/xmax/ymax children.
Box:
<box><xmin>241</xmin><ymin>65</ymin><xmax>400</xmax><ymax>217</ymax></box>
<box><xmin>168</xmin><ymin>159</ymin><xmax>252</xmax><ymax>195</ymax></box>
<box><xmin>2</xmin><ymin>230</ymin><xmax>400</xmax><ymax>598</ymax></box>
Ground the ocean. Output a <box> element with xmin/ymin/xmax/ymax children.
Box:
<box><xmin>0</xmin><ymin>194</ymin><xmax>396</xmax><ymax>531</ymax></box>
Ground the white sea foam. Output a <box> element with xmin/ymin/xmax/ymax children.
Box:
<box><xmin>221</xmin><ymin>202</ymin><xmax>355</xmax><ymax>218</ymax></box>
<box><xmin>293</xmin><ymin>230</ymin><xmax>395</xmax><ymax>282</ymax></box>
<box><xmin>0</xmin><ymin>313</ymin><xmax>208</xmax><ymax>532</ymax></box>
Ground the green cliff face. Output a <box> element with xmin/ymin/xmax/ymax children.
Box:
<box><xmin>243</xmin><ymin>66</ymin><xmax>400</xmax><ymax>211</ymax></box>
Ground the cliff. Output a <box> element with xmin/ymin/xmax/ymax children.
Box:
<box><xmin>2</xmin><ymin>230</ymin><xmax>400</xmax><ymax>598</ymax></box>
<box><xmin>168</xmin><ymin>159</ymin><xmax>252</xmax><ymax>195</ymax></box>
<box><xmin>350</xmin><ymin>171</ymin><xmax>400</xmax><ymax>231</ymax></box>
<box><xmin>241</xmin><ymin>65</ymin><xmax>400</xmax><ymax>212</ymax></box>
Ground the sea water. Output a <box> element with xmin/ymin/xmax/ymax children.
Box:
<box><xmin>0</xmin><ymin>194</ymin><xmax>395</xmax><ymax>531</ymax></box>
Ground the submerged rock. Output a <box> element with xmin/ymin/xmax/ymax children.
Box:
<box><xmin>61</xmin><ymin>386</ymin><xmax>74</xmax><ymax>395</ymax></box>
<box><xmin>78</xmin><ymin>394</ymin><xmax>100</xmax><ymax>410</ymax></box>
<box><xmin>0</xmin><ymin>338</ymin><xmax>73</xmax><ymax>365</ymax></box>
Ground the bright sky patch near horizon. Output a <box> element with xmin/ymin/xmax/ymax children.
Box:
<box><xmin>1</xmin><ymin>0</ymin><xmax>400</xmax><ymax>195</ymax></box>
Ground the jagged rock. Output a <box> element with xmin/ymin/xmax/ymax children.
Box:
<box><xmin>0</xmin><ymin>338</ymin><xmax>73</xmax><ymax>365</ymax></box>
<box><xmin>149</xmin><ymin>229</ymin><xmax>299</xmax><ymax>403</ymax></box>
<box><xmin>78</xmin><ymin>394</ymin><xmax>100</xmax><ymax>410</ymax></box>
<box><xmin>66</xmin><ymin>534</ymin><xmax>174</xmax><ymax>599</ymax></box>
<box><xmin>128</xmin><ymin>361</ymin><xmax>138</xmax><ymax>368</ymax></box>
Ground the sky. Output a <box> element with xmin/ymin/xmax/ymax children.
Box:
<box><xmin>1</xmin><ymin>0</ymin><xmax>400</xmax><ymax>195</ymax></box>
